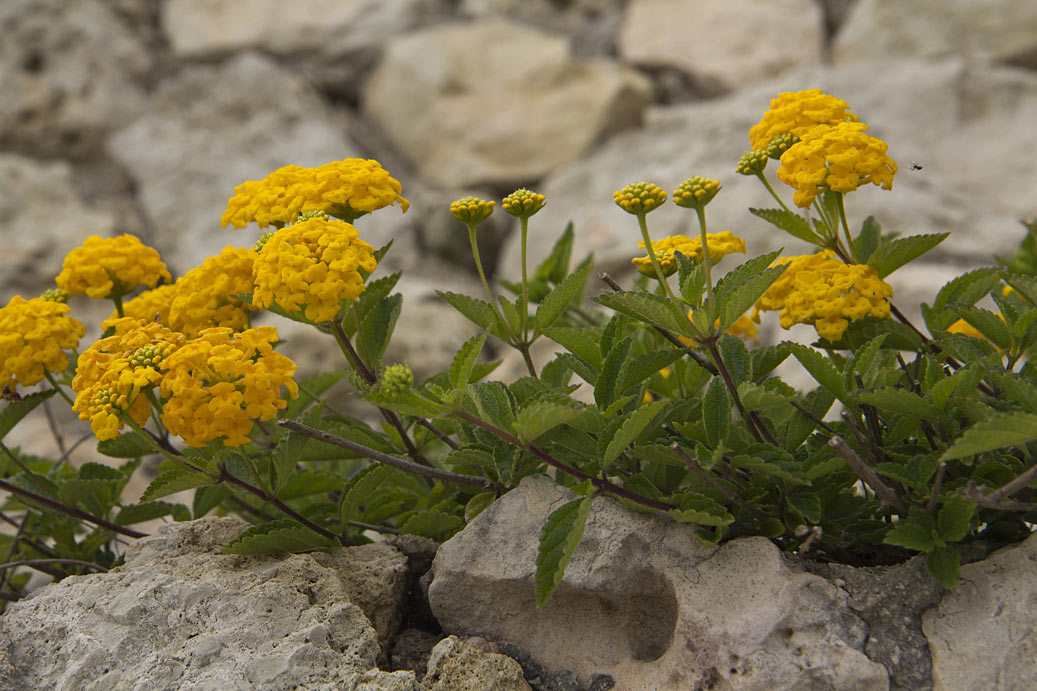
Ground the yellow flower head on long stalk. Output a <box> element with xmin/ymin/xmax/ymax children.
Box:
<box><xmin>56</xmin><ymin>235</ymin><xmax>171</xmax><ymax>300</ymax></box>
<box><xmin>0</xmin><ymin>296</ymin><xmax>85</xmax><ymax>390</ymax></box>
<box><xmin>159</xmin><ymin>326</ymin><xmax>298</xmax><ymax>447</ymax></box>
<box><xmin>753</xmin><ymin>251</ymin><xmax>893</xmax><ymax>342</ymax></box>
<box><xmin>251</xmin><ymin>216</ymin><xmax>377</xmax><ymax>324</ymax></box>
<box><xmin>221</xmin><ymin>158</ymin><xmax>409</xmax><ymax>229</ymax></box>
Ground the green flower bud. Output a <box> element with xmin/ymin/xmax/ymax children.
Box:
<box><xmin>766</xmin><ymin>132</ymin><xmax>799</xmax><ymax>160</ymax></box>
<box><xmin>613</xmin><ymin>182</ymin><xmax>667</xmax><ymax>215</ymax></box>
<box><xmin>502</xmin><ymin>189</ymin><xmax>546</xmax><ymax>218</ymax></box>
<box><xmin>450</xmin><ymin>196</ymin><xmax>495</xmax><ymax>225</ymax></box>
<box><xmin>41</xmin><ymin>288</ymin><xmax>71</xmax><ymax>303</ymax></box>
<box><xmin>736</xmin><ymin>149</ymin><xmax>768</xmax><ymax>176</ymax></box>
<box><xmin>673</xmin><ymin>177</ymin><xmax>722</xmax><ymax>209</ymax></box>
<box><xmin>381</xmin><ymin>363</ymin><xmax>414</xmax><ymax>394</ymax></box>
<box><xmin>297</xmin><ymin>210</ymin><xmax>330</xmax><ymax>222</ymax></box>
<box><xmin>252</xmin><ymin>231</ymin><xmax>275</xmax><ymax>254</ymax></box>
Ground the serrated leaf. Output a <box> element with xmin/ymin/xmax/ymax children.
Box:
<box><xmin>140</xmin><ymin>467</ymin><xmax>216</xmax><ymax>502</ymax></box>
<box><xmin>95</xmin><ymin>431</ymin><xmax>155</xmax><ymax>458</ymax></box>
<box><xmin>59</xmin><ymin>478</ymin><xmax>113</xmax><ymax>509</ymax></box>
<box><xmin>437</xmin><ymin>291</ymin><xmax>506</xmax><ymax>338</ymax></box>
<box><xmin>283</xmin><ymin>369</ymin><xmax>347</xmax><ymax>418</ymax></box>
<box><xmin>702</xmin><ymin>378</ymin><xmax>730</xmax><ymax>448</ymax></box>
<box><xmin>364</xmin><ymin>389</ymin><xmax>449</xmax><ymax>418</ymax></box>
<box><xmin>401</xmin><ymin>510</ymin><xmax>465</xmax><ymax>541</ymax></box>
<box><xmin>357</xmin><ymin>292</ymin><xmax>402</xmax><ymax>367</ymax></box>
<box><xmin>926</xmin><ymin>546</ymin><xmax>961</xmax><ymax>589</ymax></box>
<box><xmin>449</xmin><ymin>333</ymin><xmax>488</xmax><ymax>390</ymax></box>
<box><xmin>749</xmin><ymin>207</ymin><xmax>822</xmax><ymax>245</ymax></box>
<box><xmin>464</xmin><ymin>491</ymin><xmax>497</xmax><ymax>521</ymax></box>
<box><xmin>516</xmin><ymin>398</ymin><xmax>588</xmax><ymax>444</ymax></box>
<box><xmin>884</xmin><ymin>514</ymin><xmax>936</xmax><ymax>552</ymax></box>
<box><xmin>543</xmin><ymin>327</ymin><xmax>601</xmax><ymax>369</ymax></box>
<box><xmin>751</xmin><ymin>343</ymin><xmax>792</xmax><ymax>380</ymax></box>
<box><xmin>717</xmin><ymin>267</ymin><xmax>785</xmax><ymax>332</ymax></box>
<box><xmin>856</xmin><ymin>388</ymin><xmax>938</xmax><ymax>422</ymax></box>
<box><xmin>340</xmin><ymin>465</ymin><xmax>395</xmax><ymax>524</ymax></box>
<box><xmin>222</xmin><ymin>519</ymin><xmax>332</xmax><ymax>555</ymax></box>
<box><xmin>717</xmin><ymin>335</ymin><xmax>750</xmax><ymax>386</ymax></box>
<box><xmin>272</xmin><ymin>407</ymin><xmax>319</xmax><ymax>493</ymax></box>
<box><xmin>193</xmin><ymin>484</ymin><xmax>230</xmax><ymax>518</ymax></box>
<box><xmin>788</xmin><ymin>491</ymin><xmax>821</xmax><ymax>524</ymax></box>
<box><xmin>536</xmin><ymin>222</ymin><xmax>575</xmax><ymax>284</ymax></box>
<box><xmin>869</xmin><ymin>233</ymin><xmax>949</xmax><ymax>278</ymax></box>
<box><xmin>535</xmin><ymin>496</ymin><xmax>594</xmax><ymax>606</ymax></box>
<box><xmin>926</xmin><ymin>268</ymin><xmax>999</xmax><ymax>331</ymax></box>
<box><xmin>0</xmin><ymin>389</ymin><xmax>57</xmax><ymax>440</ymax></box>
<box><xmin>602</xmin><ymin>401</ymin><xmax>665</xmax><ymax>471</ymax></box>
<box><xmin>854</xmin><ymin>216</ymin><xmax>882</xmax><ymax>264</ymax></box>
<box><xmin>536</xmin><ymin>264</ymin><xmax>591</xmax><ymax>334</ymax></box>
<box><xmin>466</xmin><ymin>381</ymin><xmax>517</xmax><ymax>431</ymax></box>
<box><xmin>595</xmin><ymin>336</ymin><xmax>633</xmax><ymax>409</ymax></box>
<box><xmin>115</xmin><ymin>501</ymin><xmax>181</xmax><ymax>525</ymax></box>
<box><xmin>668</xmin><ymin>490</ymin><xmax>734</xmax><ymax>526</ymax></box>
<box><xmin>593</xmin><ymin>292</ymin><xmax>695</xmax><ymax>338</ymax></box>
<box><xmin>789</xmin><ymin>343</ymin><xmax>848</xmax><ymax>404</ymax></box>
<box><xmin>941</xmin><ymin>412</ymin><xmax>1037</xmax><ymax>460</ymax></box>
<box><xmin>937</xmin><ymin>496</ymin><xmax>975</xmax><ymax>542</ymax></box>
<box><xmin>618</xmin><ymin>349</ymin><xmax>687</xmax><ymax>394</ymax></box>
<box><xmin>949</xmin><ymin>305</ymin><xmax>1011</xmax><ymax>349</ymax></box>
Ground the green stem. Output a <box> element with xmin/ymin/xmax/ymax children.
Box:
<box><xmin>468</xmin><ymin>224</ymin><xmax>509</xmax><ymax>333</ymax></box>
<box><xmin>637</xmin><ymin>213</ymin><xmax>679</xmax><ymax>304</ymax></box>
<box><xmin>43</xmin><ymin>371</ymin><xmax>75</xmax><ymax>408</ymax></box>
<box><xmin>694</xmin><ymin>205</ymin><xmax>716</xmax><ymax>334</ymax></box>
<box><xmin>520</xmin><ymin>216</ymin><xmax>530</xmax><ymax>344</ymax></box>
<box><xmin>835</xmin><ymin>192</ymin><xmax>859</xmax><ymax>263</ymax></box>
<box><xmin>112</xmin><ymin>295</ymin><xmax>125</xmax><ymax>318</ymax></box>
<box><xmin>755</xmin><ymin>171</ymin><xmax>793</xmax><ymax>214</ymax></box>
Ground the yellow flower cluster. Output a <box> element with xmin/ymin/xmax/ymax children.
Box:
<box><xmin>777</xmin><ymin>122</ymin><xmax>898</xmax><ymax>208</ymax></box>
<box><xmin>104</xmin><ymin>284</ymin><xmax>177</xmax><ymax>330</ymax></box>
<box><xmin>169</xmin><ymin>246</ymin><xmax>257</xmax><ymax>337</ymax></box>
<box><xmin>613</xmin><ymin>182</ymin><xmax>667</xmax><ymax>215</ymax></box>
<box><xmin>632</xmin><ymin>232</ymin><xmax>747</xmax><ymax>276</ymax></box>
<box><xmin>72</xmin><ymin>318</ymin><xmax>186</xmax><ymax>441</ymax></box>
<box><xmin>221</xmin><ymin>159</ymin><xmax>409</xmax><ymax>229</ymax></box>
<box><xmin>159</xmin><ymin>327</ymin><xmax>298</xmax><ymax>447</ymax></box>
<box><xmin>251</xmin><ymin>216</ymin><xmax>377</xmax><ymax>323</ymax></box>
<box><xmin>748</xmin><ymin>89</ymin><xmax>857</xmax><ymax>151</ymax></box>
<box><xmin>450</xmin><ymin>196</ymin><xmax>495</xmax><ymax>225</ymax></box>
<box><xmin>55</xmin><ymin>235</ymin><xmax>171</xmax><ymax>300</ymax></box>
<box><xmin>753</xmin><ymin>251</ymin><xmax>893</xmax><ymax>342</ymax></box>
<box><xmin>502</xmin><ymin>189</ymin><xmax>546</xmax><ymax>218</ymax></box>
<box><xmin>673</xmin><ymin>177</ymin><xmax>721</xmax><ymax>210</ymax></box>
<box><xmin>0</xmin><ymin>296</ymin><xmax>85</xmax><ymax>390</ymax></box>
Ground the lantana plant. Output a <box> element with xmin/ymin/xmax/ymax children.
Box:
<box><xmin>0</xmin><ymin>94</ymin><xmax>1035</xmax><ymax>608</ymax></box>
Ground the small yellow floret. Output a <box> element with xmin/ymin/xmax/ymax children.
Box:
<box><xmin>673</xmin><ymin>177</ymin><xmax>721</xmax><ymax>209</ymax></box>
<box><xmin>104</xmin><ymin>284</ymin><xmax>177</xmax><ymax>330</ymax></box>
<box><xmin>0</xmin><ymin>296</ymin><xmax>85</xmax><ymax>390</ymax></box>
<box><xmin>748</xmin><ymin>89</ymin><xmax>858</xmax><ymax>151</ymax></box>
<box><xmin>56</xmin><ymin>235</ymin><xmax>171</xmax><ymax>300</ymax></box>
<box><xmin>450</xmin><ymin>196</ymin><xmax>496</xmax><ymax>225</ymax></box>
<box><xmin>169</xmin><ymin>246</ymin><xmax>258</xmax><ymax>337</ymax></box>
<box><xmin>613</xmin><ymin>182</ymin><xmax>667</xmax><ymax>215</ymax></box>
<box><xmin>251</xmin><ymin>217</ymin><xmax>377</xmax><ymax>324</ymax></box>
<box><xmin>632</xmin><ymin>232</ymin><xmax>747</xmax><ymax>277</ymax></box>
<box><xmin>502</xmin><ymin>189</ymin><xmax>546</xmax><ymax>218</ymax></box>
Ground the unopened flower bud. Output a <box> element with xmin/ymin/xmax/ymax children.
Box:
<box><xmin>673</xmin><ymin>177</ymin><xmax>722</xmax><ymax>209</ymax></box>
<box><xmin>736</xmin><ymin>150</ymin><xmax>768</xmax><ymax>176</ymax></box>
<box><xmin>766</xmin><ymin>132</ymin><xmax>799</xmax><ymax>160</ymax></box>
<box><xmin>502</xmin><ymin>189</ymin><xmax>546</xmax><ymax>218</ymax></box>
<box><xmin>381</xmin><ymin>363</ymin><xmax>414</xmax><ymax>394</ymax></box>
<box><xmin>41</xmin><ymin>288</ymin><xmax>71</xmax><ymax>303</ymax></box>
<box><xmin>252</xmin><ymin>231</ymin><xmax>275</xmax><ymax>254</ymax></box>
<box><xmin>450</xmin><ymin>196</ymin><xmax>495</xmax><ymax>225</ymax></box>
<box><xmin>613</xmin><ymin>182</ymin><xmax>667</xmax><ymax>215</ymax></box>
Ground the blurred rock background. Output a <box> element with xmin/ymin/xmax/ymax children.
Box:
<box><xmin>3</xmin><ymin>0</ymin><xmax>1037</xmax><ymax>460</ymax></box>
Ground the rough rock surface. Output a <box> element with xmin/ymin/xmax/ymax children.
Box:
<box><xmin>428</xmin><ymin>475</ymin><xmax>888</xmax><ymax>690</ymax></box>
<box><xmin>362</xmin><ymin>20</ymin><xmax>651</xmax><ymax>188</ymax></box>
<box><xmin>922</xmin><ymin>534</ymin><xmax>1037</xmax><ymax>691</ymax></box>
<box><xmin>618</xmin><ymin>0</ymin><xmax>823</xmax><ymax>91</ymax></box>
<box><xmin>423</xmin><ymin>636</ymin><xmax>531</xmax><ymax>691</ymax></box>
<box><xmin>0</xmin><ymin>517</ymin><xmax>419</xmax><ymax>690</ymax></box>
<box><xmin>107</xmin><ymin>52</ymin><xmax>363</xmax><ymax>275</ymax></box>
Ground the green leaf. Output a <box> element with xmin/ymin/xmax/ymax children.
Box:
<box><xmin>668</xmin><ymin>490</ymin><xmax>734</xmax><ymax>526</ymax></box>
<box><xmin>115</xmin><ymin>501</ymin><xmax>181</xmax><ymax>525</ymax></box>
<box><xmin>401</xmin><ymin>510</ymin><xmax>465</xmax><ymax>541</ymax></box>
<box><xmin>854</xmin><ymin>216</ymin><xmax>882</xmax><ymax>264</ymax></box>
<box><xmin>364</xmin><ymin>389</ymin><xmax>449</xmax><ymax>418</ymax></box>
<box><xmin>59</xmin><ymin>478</ymin><xmax>113</xmax><ymax>509</ymax></box>
<box><xmin>593</xmin><ymin>292</ymin><xmax>695</xmax><ymax>338</ymax></box>
<box><xmin>924</xmin><ymin>268</ymin><xmax>999</xmax><ymax>331</ymax></box>
<box><xmin>749</xmin><ymin>207</ymin><xmax>822</xmax><ymax>245</ymax></box>
<box><xmin>535</xmin><ymin>264</ymin><xmax>591</xmax><ymax>334</ymax></box>
<box><xmin>926</xmin><ymin>546</ymin><xmax>961</xmax><ymax>589</ymax></box>
<box><xmin>340</xmin><ymin>465</ymin><xmax>395</xmax><ymax>525</ymax></box>
<box><xmin>595</xmin><ymin>336</ymin><xmax>633</xmax><ymax>409</ymax></box>
<box><xmin>884</xmin><ymin>513</ymin><xmax>936</xmax><ymax>553</ymax></box>
<box><xmin>948</xmin><ymin>305</ymin><xmax>1011</xmax><ymax>349</ymax></box>
<box><xmin>602</xmin><ymin>401</ymin><xmax>665</xmax><ymax>471</ymax></box>
<box><xmin>437</xmin><ymin>291</ymin><xmax>506</xmax><ymax>338</ymax></box>
<box><xmin>543</xmin><ymin>327</ymin><xmax>601</xmax><ymax>369</ymax></box>
<box><xmin>283</xmin><ymin>369</ymin><xmax>347</xmax><ymax>418</ymax></box>
<box><xmin>465</xmin><ymin>491</ymin><xmax>497</xmax><ymax>521</ymax></box>
<box><xmin>937</xmin><ymin>496</ymin><xmax>975</xmax><ymax>542</ymax></box>
<box><xmin>751</xmin><ymin>343</ymin><xmax>792</xmax><ymax>380</ymax></box>
<box><xmin>717</xmin><ymin>265</ymin><xmax>785</xmax><ymax>332</ymax></box>
<box><xmin>702</xmin><ymin>378</ymin><xmax>730</xmax><ymax>448</ymax></box>
<box><xmin>271</xmin><ymin>409</ymin><xmax>317</xmax><ymax>493</ymax></box>
<box><xmin>856</xmin><ymin>388</ymin><xmax>938</xmax><ymax>422</ymax></box>
<box><xmin>516</xmin><ymin>397</ymin><xmax>588</xmax><ymax>444</ymax></box>
<box><xmin>497</xmin><ymin>295</ymin><xmax>522</xmax><ymax>335</ymax></box>
<box><xmin>0</xmin><ymin>389</ymin><xmax>57</xmax><ymax>440</ymax></box>
<box><xmin>536</xmin><ymin>222</ymin><xmax>575</xmax><ymax>284</ymax></box>
<box><xmin>789</xmin><ymin>343</ymin><xmax>848</xmax><ymax>404</ymax></box>
<box><xmin>941</xmin><ymin>412</ymin><xmax>1037</xmax><ymax>460</ymax></box>
<box><xmin>95</xmin><ymin>431</ymin><xmax>155</xmax><ymax>458</ymax></box>
<box><xmin>449</xmin><ymin>333</ymin><xmax>488</xmax><ymax>390</ymax></box>
<box><xmin>466</xmin><ymin>381</ymin><xmax>517</xmax><ymax>432</ymax></box>
<box><xmin>535</xmin><ymin>496</ymin><xmax>594</xmax><ymax>606</ymax></box>
<box><xmin>357</xmin><ymin>292</ymin><xmax>402</xmax><ymax>367</ymax></box>
<box><xmin>618</xmin><ymin>348</ymin><xmax>686</xmax><ymax>394</ymax></box>
<box><xmin>869</xmin><ymin>233</ymin><xmax>949</xmax><ymax>278</ymax></box>
<box><xmin>677</xmin><ymin>253</ymin><xmax>707</xmax><ymax>305</ymax></box>
<box><xmin>222</xmin><ymin>519</ymin><xmax>332</xmax><ymax>555</ymax></box>
<box><xmin>193</xmin><ymin>484</ymin><xmax>230</xmax><ymax>518</ymax></box>
<box><xmin>788</xmin><ymin>490</ymin><xmax>822</xmax><ymax>524</ymax></box>
<box><xmin>717</xmin><ymin>335</ymin><xmax>750</xmax><ymax>387</ymax></box>
<box><xmin>140</xmin><ymin>467</ymin><xmax>217</xmax><ymax>502</ymax></box>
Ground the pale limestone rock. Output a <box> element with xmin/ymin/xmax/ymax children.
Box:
<box><xmin>834</xmin><ymin>0</ymin><xmax>1037</xmax><ymax>69</ymax></box>
<box><xmin>618</xmin><ymin>0</ymin><xmax>824</xmax><ymax>90</ymax></box>
<box><xmin>362</xmin><ymin>20</ymin><xmax>651</xmax><ymax>188</ymax></box>
<box><xmin>922</xmin><ymin>534</ymin><xmax>1037</xmax><ymax>691</ymax></box>
<box><xmin>428</xmin><ymin>475</ymin><xmax>889</xmax><ymax>690</ymax></box>
<box><xmin>162</xmin><ymin>0</ymin><xmax>436</xmax><ymax>59</ymax></box>
<box><xmin>423</xmin><ymin>636</ymin><xmax>531</xmax><ymax>691</ymax></box>
<box><xmin>0</xmin><ymin>0</ymin><xmax>150</xmax><ymax>158</ymax></box>
<box><xmin>107</xmin><ymin>52</ymin><xmax>363</xmax><ymax>276</ymax></box>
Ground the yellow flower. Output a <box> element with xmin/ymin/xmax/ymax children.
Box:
<box><xmin>450</xmin><ymin>196</ymin><xmax>495</xmax><ymax>225</ymax></box>
<box><xmin>251</xmin><ymin>217</ymin><xmax>377</xmax><ymax>323</ymax></box>
<box><xmin>946</xmin><ymin>319</ymin><xmax>985</xmax><ymax>340</ymax></box>
<box><xmin>221</xmin><ymin>158</ymin><xmax>409</xmax><ymax>229</ymax></box>
<box><xmin>736</xmin><ymin>150</ymin><xmax>768</xmax><ymax>176</ymax></box>
<box><xmin>56</xmin><ymin>235</ymin><xmax>171</xmax><ymax>300</ymax></box>
<box><xmin>169</xmin><ymin>246</ymin><xmax>257</xmax><ymax>337</ymax></box>
<box><xmin>72</xmin><ymin>318</ymin><xmax>186</xmax><ymax>441</ymax></box>
<box><xmin>613</xmin><ymin>182</ymin><xmax>667</xmax><ymax>215</ymax></box>
<box><xmin>777</xmin><ymin>121</ymin><xmax>897</xmax><ymax>208</ymax></box>
<box><xmin>632</xmin><ymin>232</ymin><xmax>747</xmax><ymax>277</ymax></box>
<box><xmin>159</xmin><ymin>326</ymin><xmax>298</xmax><ymax>447</ymax></box>
<box><xmin>753</xmin><ymin>251</ymin><xmax>893</xmax><ymax>342</ymax></box>
<box><xmin>748</xmin><ymin>89</ymin><xmax>858</xmax><ymax>151</ymax></box>
<box><xmin>673</xmin><ymin>177</ymin><xmax>721</xmax><ymax>210</ymax></box>
<box><xmin>502</xmin><ymin>189</ymin><xmax>546</xmax><ymax>219</ymax></box>
<box><xmin>104</xmin><ymin>284</ymin><xmax>177</xmax><ymax>331</ymax></box>
<box><xmin>0</xmin><ymin>296</ymin><xmax>85</xmax><ymax>390</ymax></box>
